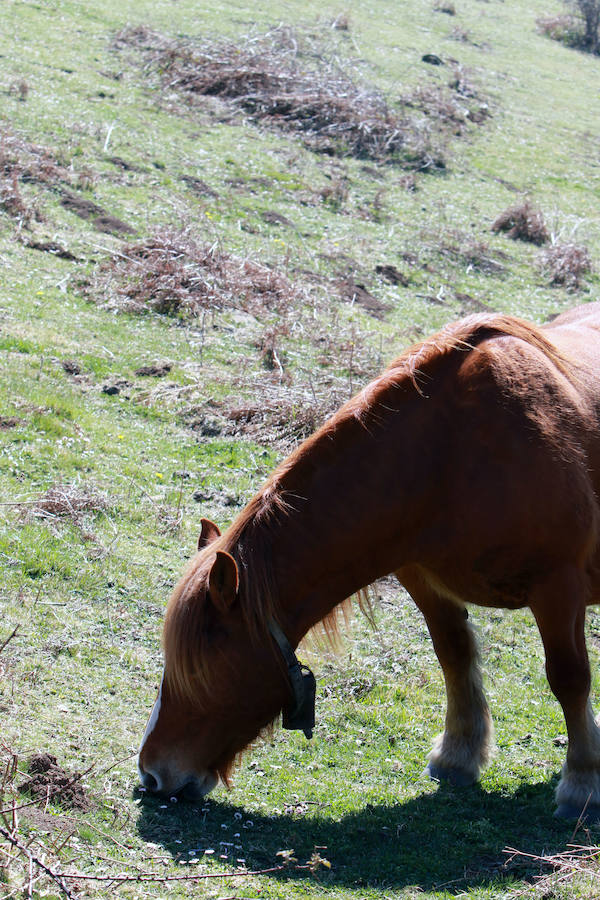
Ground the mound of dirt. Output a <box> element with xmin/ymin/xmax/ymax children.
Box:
<box><xmin>19</xmin><ymin>753</ymin><xmax>89</xmax><ymax>810</ymax></box>
<box><xmin>135</xmin><ymin>361</ymin><xmax>172</xmax><ymax>376</ymax></box>
<box><xmin>337</xmin><ymin>278</ymin><xmax>390</xmax><ymax>318</ymax></box>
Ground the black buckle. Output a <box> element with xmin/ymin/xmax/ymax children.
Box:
<box><xmin>268</xmin><ymin>620</ymin><xmax>316</xmax><ymax>740</ymax></box>
<box><xmin>282</xmin><ymin>664</ymin><xmax>316</xmax><ymax>739</ymax></box>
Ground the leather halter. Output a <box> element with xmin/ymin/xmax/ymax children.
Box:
<box><xmin>268</xmin><ymin>620</ymin><xmax>316</xmax><ymax>739</ymax></box>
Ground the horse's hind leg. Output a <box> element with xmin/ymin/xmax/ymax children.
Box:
<box><xmin>398</xmin><ymin>568</ymin><xmax>492</xmax><ymax>786</ymax></box>
<box><xmin>530</xmin><ymin>566</ymin><xmax>600</xmax><ymax>819</ymax></box>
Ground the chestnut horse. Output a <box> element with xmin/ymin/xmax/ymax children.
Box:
<box><xmin>139</xmin><ymin>302</ymin><xmax>600</xmax><ymax>820</ymax></box>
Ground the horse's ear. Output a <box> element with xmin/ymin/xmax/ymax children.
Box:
<box><xmin>208</xmin><ymin>551</ymin><xmax>239</xmax><ymax>612</ymax></box>
<box><xmin>198</xmin><ymin>518</ymin><xmax>221</xmax><ymax>551</ymax></box>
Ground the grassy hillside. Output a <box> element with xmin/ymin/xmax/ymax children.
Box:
<box><xmin>2</xmin><ymin>0</ymin><xmax>600</xmax><ymax>897</ymax></box>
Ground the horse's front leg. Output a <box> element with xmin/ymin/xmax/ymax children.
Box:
<box><xmin>398</xmin><ymin>567</ymin><xmax>493</xmax><ymax>786</ymax></box>
<box><xmin>531</xmin><ymin>566</ymin><xmax>600</xmax><ymax>820</ymax></box>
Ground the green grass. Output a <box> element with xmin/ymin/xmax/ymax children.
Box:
<box><xmin>2</xmin><ymin>0</ymin><xmax>600</xmax><ymax>897</ymax></box>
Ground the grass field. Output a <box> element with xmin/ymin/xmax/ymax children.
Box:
<box><xmin>2</xmin><ymin>0</ymin><xmax>600</xmax><ymax>897</ymax></box>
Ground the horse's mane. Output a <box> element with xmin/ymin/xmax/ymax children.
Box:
<box><xmin>398</xmin><ymin>312</ymin><xmax>572</xmax><ymax>389</ymax></box>
<box><xmin>163</xmin><ymin>312</ymin><xmax>573</xmax><ymax>704</ymax></box>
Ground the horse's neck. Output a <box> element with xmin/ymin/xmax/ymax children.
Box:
<box><xmin>262</xmin><ymin>401</ymin><xmax>427</xmax><ymax>643</ymax></box>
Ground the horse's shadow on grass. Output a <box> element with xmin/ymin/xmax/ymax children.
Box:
<box><xmin>136</xmin><ymin>774</ymin><xmax>588</xmax><ymax>893</ymax></box>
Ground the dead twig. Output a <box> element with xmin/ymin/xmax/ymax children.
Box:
<box><xmin>503</xmin><ymin>843</ymin><xmax>600</xmax><ymax>897</ymax></box>
<box><xmin>0</xmin><ymin>627</ymin><xmax>19</xmax><ymax>655</ymax></box>
<box><xmin>56</xmin><ymin>861</ymin><xmax>309</xmax><ymax>884</ymax></box>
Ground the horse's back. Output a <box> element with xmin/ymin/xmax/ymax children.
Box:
<box><xmin>428</xmin><ymin>304</ymin><xmax>600</xmax><ymax>607</ymax></box>
<box><xmin>543</xmin><ymin>302</ymin><xmax>600</xmax><ymax>379</ymax></box>
<box><xmin>543</xmin><ymin>303</ymin><xmax>600</xmax><ymax>430</ymax></box>
<box><xmin>544</xmin><ymin>301</ymin><xmax>600</xmax><ymax>334</ymax></box>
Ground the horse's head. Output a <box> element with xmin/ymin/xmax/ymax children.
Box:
<box><xmin>137</xmin><ymin>519</ymin><xmax>288</xmax><ymax>800</ymax></box>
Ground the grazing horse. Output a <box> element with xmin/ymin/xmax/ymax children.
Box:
<box><xmin>139</xmin><ymin>302</ymin><xmax>600</xmax><ymax>820</ymax></box>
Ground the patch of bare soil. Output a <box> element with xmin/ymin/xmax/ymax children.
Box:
<box><xmin>61</xmin><ymin>359</ymin><xmax>81</xmax><ymax>375</ymax></box>
<box><xmin>24</xmin><ymin>239</ymin><xmax>80</xmax><ymax>261</ymax></box>
<box><xmin>59</xmin><ymin>188</ymin><xmax>135</xmax><ymax>236</ymax></box>
<box><xmin>0</xmin><ymin>416</ymin><xmax>22</xmax><ymax>429</ymax></box>
<box><xmin>105</xmin><ymin>155</ymin><xmax>147</xmax><ymax>173</ymax></box>
<box><xmin>181</xmin><ymin>174</ymin><xmax>219</xmax><ymax>197</ymax></box>
<box><xmin>375</xmin><ymin>263</ymin><xmax>409</xmax><ymax>286</ymax></box>
<box><xmin>18</xmin><ymin>753</ymin><xmax>89</xmax><ymax>810</ymax></box>
<box><xmin>88</xmin><ymin>227</ymin><xmax>304</xmax><ymax>316</ymax></box>
<box><xmin>337</xmin><ymin>278</ymin><xmax>390</xmax><ymax>318</ymax></box>
<box><xmin>261</xmin><ymin>210</ymin><xmax>296</xmax><ymax>228</ymax></box>
<box><xmin>135</xmin><ymin>361</ymin><xmax>172</xmax><ymax>376</ymax></box>
<box><xmin>114</xmin><ymin>26</ymin><xmax>489</xmax><ymax>168</ymax></box>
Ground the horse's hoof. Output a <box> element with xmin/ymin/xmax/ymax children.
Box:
<box><xmin>425</xmin><ymin>763</ymin><xmax>475</xmax><ymax>787</ymax></box>
<box><xmin>555</xmin><ymin>803</ymin><xmax>600</xmax><ymax>824</ymax></box>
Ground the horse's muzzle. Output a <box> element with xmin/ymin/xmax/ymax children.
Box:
<box><xmin>138</xmin><ymin>761</ymin><xmax>218</xmax><ymax>801</ymax></box>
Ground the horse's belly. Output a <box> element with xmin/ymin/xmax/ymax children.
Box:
<box><xmin>415</xmin><ymin>564</ymin><xmax>533</xmax><ymax>611</ymax></box>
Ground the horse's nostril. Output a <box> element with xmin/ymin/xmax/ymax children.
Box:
<box><xmin>141</xmin><ymin>770</ymin><xmax>160</xmax><ymax>792</ymax></box>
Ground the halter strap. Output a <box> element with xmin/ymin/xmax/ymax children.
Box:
<box><xmin>268</xmin><ymin>619</ymin><xmax>315</xmax><ymax>739</ymax></box>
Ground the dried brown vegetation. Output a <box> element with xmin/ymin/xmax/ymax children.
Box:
<box><xmin>88</xmin><ymin>227</ymin><xmax>303</xmax><ymax>316</ymax></box>
<box><xmin>31</xmin><ymin>484</ymin><xmax>110</xmax><ymax>522</ymax></box>
<box><xmin>491</xmin><ymin>200</ymin><xmax>549</xmax><ymax>245</ymax></box>
<box><xmin>538</xmin><ymin>1</ymin><xmax>600</xmax><ymax>53</ymax></box>
<box><xmin>0</xmin><ymin>129</ymin><xmax>70</xmax><ymax>226</ymax></box>
<box><xmin>114</xmin><ymin>26</ymin><xmax>488</xmax><ymax>169</ymax></box>
<box><xmin>536</xmin><ymin>13</ymin><xmax>582</xmax><ymax>45</ymax></box>
<box><xmin>538</xmin><ymin>241</ymin><xmax>592</xmax><ymax>289</ymax></box>
<box><xmin>440</xmin><ymin>232</ymin><xmax>507</xmax><ymax>274</ymax></box>
<box><xmin>187</xmin><ymin>387</ymin><xmax>343</xmax><ymax>451</ymax></box>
